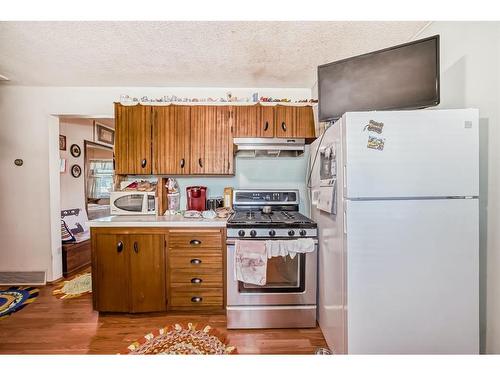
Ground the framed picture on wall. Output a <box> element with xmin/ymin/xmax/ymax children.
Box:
<box><xmin>59</xmin><ymin>135</ymin><xmax>67</xmax><ymax>150</ymax></box>
<box><xmin>60</xmin><ymin>158</ymin><xmax>66</xmax><ymax>173</ymax></box>
<box><xmin>94</xmin><ymin>121</ymin><xmax>115</xmax><ymax>146</ymax></box>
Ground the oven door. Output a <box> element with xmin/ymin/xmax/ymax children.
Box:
<box><xmin>226</xmin><ymin>239</ymin><xmax>318</xmax><ymax>306</ymax></box>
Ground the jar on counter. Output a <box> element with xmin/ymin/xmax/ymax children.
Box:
<box><xmin>223</xmin><ymin>187</ymin><xmax>233</xmax><ymax>208</ymax></box>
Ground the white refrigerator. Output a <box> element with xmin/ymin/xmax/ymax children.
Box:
<box><xmin>309</xmin><ymin>109</ymin><xmax>479</xmax><ymax>354</ymax></box>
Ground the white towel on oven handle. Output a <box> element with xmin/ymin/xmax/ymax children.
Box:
<box><xmin>234</xmin><ymin>240</ymin><xmax>268</xmax><ymax>286</ymax></box>
<box><xmin>265</xmin><ymin>238</ymin><xmax>316</xmax><ymax>259</ymax></box>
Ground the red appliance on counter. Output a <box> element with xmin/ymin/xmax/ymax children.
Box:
<box><xmin>186</xmin><ymin>186</ymin><xmax>207</xmax><ymax>211</ymax></box>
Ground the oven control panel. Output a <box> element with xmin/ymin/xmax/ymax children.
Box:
<box><xmin>233</xmin><ymin>190</ymin><xmax>299</xmax><ymax>205</ymax></box>
<box><xmin>227</xmin><ymin>227</ymin><xmax>317</xmax><ymax>239</ymax></box>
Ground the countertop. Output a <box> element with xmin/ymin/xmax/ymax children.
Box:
<box><xmin>87</xmin><ymin>214</ymin><xmax>228</xmax><ymax>228</ymax></box>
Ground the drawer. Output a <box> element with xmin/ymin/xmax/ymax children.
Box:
<box><xmin>169</xmin><ymin>288</ymin><xmax>223</xmax><ymax>307</ymax></box>
<box><xmin>168</xmin><ymin>230</ymin><xmax>223</xmax><ymax>249</ymax></box>
<box><xmin>169</xmin><ymin>270</ymin><xmax>223</xmax><ymax>287</ymax></box>
<box><xmin>168</xmin><ymin>253</ymin><xmax>222</xmax><ymax>269</ymax></box>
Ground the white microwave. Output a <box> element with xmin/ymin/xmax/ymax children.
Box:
<box><xmin>110</xmin><ymin>191</ymin><xmax>156</xmax><ymax>215</ymax></box>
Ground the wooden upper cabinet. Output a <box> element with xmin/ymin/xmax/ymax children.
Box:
<box><xmin>275</xmin><ymin>105</ymin><xmax>316</xmax><ymax>139</ymax></box>
<box><xmin>260</xmin><ymin>106</ymin><xmax>275</xmax><ymax>137</ymax></box>
<box><xmin>190</xmin><ymin>106</ymin><xmax>234</xmax><ymax>175</ymax></box>
<box><xmin>274</xmin><ymin>105</ymin><xmax>296</xmax><ymax>138</ymax></box>
<box><xmin>294</xmin><ymin>106</ymin><xmax>316</xmax><ymax>138</ymax></box>
<box><xmin>114</xmin><ymin>102</ymin><xmax>316</xmax><ymax>176</ymax></box>
<box><xmin>152</xmin><ymin>105</ymin><xmax>191</xmax><ymax>174</ymax></box>
<box><xmin>234</xmin><ymin>105</ymin><xmax>274</xmax><ymax>138</ymax></box>
<box><xmin>114</xmin><ymin>103</ymin><xmax>152</xmax><ymax>175</ymax></box>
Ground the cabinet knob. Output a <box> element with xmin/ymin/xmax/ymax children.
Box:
<box><xmin>189</xmin><ymin>239</ymin><xmax>201</xmax><ymax>246</ymax></box>
<box><xmin>281</xmin><ymin>122</ymin><xmax>287</xmax><ymax>131</ymax></box>
<box><xmin>117</xmin><ymin>241</ymin><xmax>123</xmax><ymax>253</ymax></box>
<box><xmin>133</xmin><ymin>241</ymin><xmax>139</xmax><ymax>253</ymax></box>
<box><xmin>264</xmin><ymin>121</ymin><xmax>269</xmax><ymax>131</ymax></box>
<box><xmin>141</xmin><ymin>159</ymin><xmax>147</xmax><ymax>168</ymax></box>
<box><xmin>198</xmin><ymin>158</ymin><xmax>203</xmax><ymax>168</ymax></box>
<box><xmin>190</xmin><ymin>258</ymin><xmax>202</xmax><ymax>265</ymax></box>
<box><xmin>191</xmin><ymin>278</ymin><xmax>203</xmax><ymax>284</ymax></box>
<box><xmin>180</xmin><ymin>158</ymin><xmax>185</xmax><ymax>168</ymax></box>
<box><xmin>191</xmin><ymin>296</ymin><xmax>203</xmax><ymax>303</ymax></box>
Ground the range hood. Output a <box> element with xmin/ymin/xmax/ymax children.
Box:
<box><xmin>233</xmin><ymin>138</ymin><xmax>305</xmax><ymax>158</ymax></box>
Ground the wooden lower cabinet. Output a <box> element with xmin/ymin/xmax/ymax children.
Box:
<box><xmin>91</xmin><ymin>227</ymin><xmax>225</xmax><ymax>313</ymax></box>
<box><xmin>167</xmin><ymin>228</ymin><xmax>225</xmax><ymax>311</ymax></box>
<box><xmin>91</xmin><ymin>228</ymin><xmax>166</xmax><ymax>313</ymax></box>
<box><xmin>169</xmin><ymin>288</ymin><xmax>224</xmax><ymax>308</ymax></box>
<box><xmin>93</xmin><ymin>232</ymin><xmax>130</xmax><ymax>312</ymax></box>
<box><xmin>128</xmin><ymin>234</ymin><xmax>166</xmax><ymax>312</ymax></box>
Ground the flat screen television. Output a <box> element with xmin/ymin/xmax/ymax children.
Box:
<box><xmin>318</xmin><ymin>35</ymin><xmax>440</xmax><ymax>122</ymax></box>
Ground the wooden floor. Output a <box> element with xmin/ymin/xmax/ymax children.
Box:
<box><xmin>0</xmin><ymin>282</ymin><xmax>327</xmax><ymax>354</ymax></box>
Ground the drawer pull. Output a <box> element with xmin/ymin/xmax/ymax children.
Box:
<box><xmin>281</xmin><ymin>122</ymin><xmax>287</xmax><ymax>132</ymax></box>
<box><xmin>264</xmin><ymin>121</ymin><xmax>269</xmax><ymax>131</ymax></box>
<box><xmin>191</xmin><ymin>297</ymin><xmax>203</xmax><ymax>303</ymax></box>
<box><xmin>133</xmin><ymin>241</ymin><xmax>139</xmax><ymax>254</ymax></box>
<box><xmin>117</xmin><ymin>241</ymin><xmax>123</xmax><ymax>253</ymax></box>
<box><xmin>141</xmin><ymin>159</ymin><xmax>147</xmax><ymax>168</ymax></box>
<box><xmin>191</xmin><ymin>278</ymin><xmax>203</xmax><ymax>284</ymax></box>
<box><xmin>190</xmin><ymin>239</ymin><xmax>201</xmax><ymax>246</ymax></box>
<box><xmin>190</xmin><ymin>258</ymin><xmax>202</xmax><ymax>265</ymax></box>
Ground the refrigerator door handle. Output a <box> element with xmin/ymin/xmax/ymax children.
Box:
<box><xmin>343</xmin><ymin>210</ymin><xmax>347</xmax><ymax>234</ymax></box>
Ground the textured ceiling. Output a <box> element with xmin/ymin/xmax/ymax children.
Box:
<box><xmin>0</xmin><ymin>21</ymin><xmax>428</xmax><ymax>87</ymax></box>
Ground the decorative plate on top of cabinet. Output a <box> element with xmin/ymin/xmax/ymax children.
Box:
<box><xmin>70</xmin><ymin>144</ymin><xmax>81</xmax><ymax>158</ymax></box>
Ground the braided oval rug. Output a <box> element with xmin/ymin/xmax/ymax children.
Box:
<box><xmin>125</xmin><ymin>323</ymin><xmax>237</xmax><ymax>355</ymax></box>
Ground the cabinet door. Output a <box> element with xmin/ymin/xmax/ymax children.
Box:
<box><xmin>259</xmin><ymin>106</ymin><xmax>275</xmax><ymax>137</ymax></box>
<box><xmin>114</xmin><ymin>103</ymin><xmax>152</xmax><ymax>174</ymax></box>
<box><xmin>93</xmin><ymin>233</ymin><xmax>130</xmax><ymax>312</ymax></box>
<box><xmin>234</xmin><ymin>105</ymin><xmax>274</xmax><ymax>138</ymax></box>
<box><xmin>128</xmin><ymin>234</ymin><xmax>166</xmax><ymax>312</ymax></box>
<box><xmin>274</xmin><ymin>105</ymin><xmax>296</xmax><ymax>138</ymax></box>
<box><xmin>190</xmin><ymin>106</ymin><xmax>233</xmax><ymax>175</ymax></box>
<box><xmin>152</xmin><ymin>105</ymin><xmax>191</xmax><ymax>174</ymax></box>
<box><xmin>233</xmin><ymin>105</ymin><xmax>258</xmax><ymax>137</ymax></box>
<box><xmin>295</xmin><ymin>106</ymin><xmax>316</xmax><ymax>138</ymax></box>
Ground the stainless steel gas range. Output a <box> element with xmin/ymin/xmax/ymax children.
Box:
<box><xmin>226</xmin><ymin>189</ymin><xmax>318</xmax><ymax>329</ymax></box>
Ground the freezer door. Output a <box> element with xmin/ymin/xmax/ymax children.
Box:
<box><xmin>343</xmin><ymin>109</ymin><xmax>479</xmax><ymax>198</ymax></box>
<box><xmin>345</xmin><ymin>198</ymin><xmax>479</xmax><ymax>354</ymax></box>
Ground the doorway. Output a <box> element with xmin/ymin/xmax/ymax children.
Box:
<box><xmin>84</xmin><ymin>140</ymin><xmax>114</xmax><ymax>219</ymax></box>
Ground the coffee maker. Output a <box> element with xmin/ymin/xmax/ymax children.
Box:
<box><xmin>186</xmin><ymin>186</ymin><xmax>207</xmax><ymax>211</ymax></box>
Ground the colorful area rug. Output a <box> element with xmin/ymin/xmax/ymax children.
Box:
<box><xmin>125</xmin><ymin>323</ymin><xmax>237</xmax><ymax>355</ymax></box>
<box><xmin>0</xmin><ymin>286</ymin><xmax>39</xmax><ymax>320</ymax></box>
<box><xmin>53</xmin><ymin>272</ymin><xmax>92</xmax><ymax>299</ymax></box>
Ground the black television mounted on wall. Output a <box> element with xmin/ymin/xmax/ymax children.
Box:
<box><xmin>318</xmin><ymin>35</ymin><xmax>440</xmax><ymax>122</ymax></box>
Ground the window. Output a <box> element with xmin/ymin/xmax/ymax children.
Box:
<box><xmin>87</xmin><ymin>160</ymin><xmax>113</xmax><ymax>199</ymax></box>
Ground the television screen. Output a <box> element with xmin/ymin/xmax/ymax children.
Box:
<box><xmin>318</xmin><ymin>35</ymin><xmax>440</xmax><ymax>122</ymax></box>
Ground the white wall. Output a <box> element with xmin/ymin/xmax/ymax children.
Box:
<box><xmin>0</xmin><ymin>86</ymin><xmax>311</xmax><ymax>282</ymax></box>
<box><xmin>415</xmin><ymin>22</ymin><xmax>500</xmax><ymax>353</ymax></box>
<box><xmin>59</xmin><ymin>118</ymin><xmax>93</xmax><ymax>212</ymax></box>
